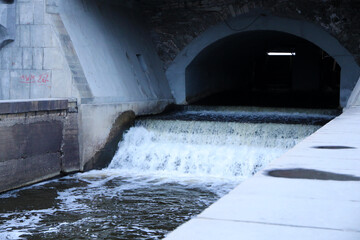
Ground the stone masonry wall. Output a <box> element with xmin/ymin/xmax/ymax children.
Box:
<box><xmin>0</xmin><ymin>99</ymin><xmax>79</xmax><ymax>193</ymax></box>
<box><xmin>138</xmin><ymin>0</ymin><xmax>360</xmax><ymax>69</ymax></box>
<box><xmin>0</xmin><ymin>0</ymin><xmax>78</xmax><ymax>100</ymax></box>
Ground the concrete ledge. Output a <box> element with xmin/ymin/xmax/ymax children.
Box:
<box><xmin>0</xmin><ymin>98</ymin><xmax>70</xmax><ymax>114</ymax></box>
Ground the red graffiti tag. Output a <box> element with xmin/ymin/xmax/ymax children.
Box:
<box><xmin>37</xmin><ymin>73</ymin><xmax>50</xmax><ymax>85</ymax></box>
<box><xmin>20</xmin><ymin>74</ymin><xmax>36</xmax><ymax>83</ymax></box>
<box><xmin>20</xmin><ymin>73</ymin><xmax>51</xmax><ymax>87</ymax></box>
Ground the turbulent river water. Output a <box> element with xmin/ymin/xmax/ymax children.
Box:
<box><xmin>0</xmin><ymin>106</ymin><xmax>338</xmax><ymax>239</ymax></box>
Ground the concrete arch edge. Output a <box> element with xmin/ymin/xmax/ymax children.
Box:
<box><xmin>166</xmin><ymin>14</ymin><xmax>360</xmax><ymax>108</ymax></box>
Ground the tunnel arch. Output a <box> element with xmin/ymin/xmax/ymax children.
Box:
<box><xmin>166</xmin><ymin>14</ymin><xmax>360</xmax><ymax>107</ymax></box>
<box><xmin>186</xmin><ymin>30</ymin><xmax>342</xmax><ymax>108</ymax></box>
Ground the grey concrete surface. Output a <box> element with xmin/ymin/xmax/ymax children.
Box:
<box><xmin>53</xmin><ymin>0</ymin><xmax>175</xmax><ymax>167</ymax></box>
<box><xmin>57</xmin><ymin>0</ymin><xmax>173</xmax><ymax>102</ymax></box>
<box><xmin>165</xmin><ymin>107</ymin><xmax>360</xmax><ymax>240</ymax></box>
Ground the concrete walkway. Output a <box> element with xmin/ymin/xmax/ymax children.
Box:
<box><xmin>165</xmin><ymin>107</ymin><xmax>360</xmax><ymax>240</ymax></box>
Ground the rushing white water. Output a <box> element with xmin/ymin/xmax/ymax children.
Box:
<box><xmin>109</xmin><ymin>119</ymin><xmax>320</xmax><ymax>181</ymax></box>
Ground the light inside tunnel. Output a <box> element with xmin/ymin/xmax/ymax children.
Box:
<box><xmin>267</xmin><ymin>52</ymin><xmax>296</xmax><ymax>56</ymax></box>
<box><xmin>185</xmin><ymin>30</ymin><xmax>341</xmax><ymax>108</ymax></box>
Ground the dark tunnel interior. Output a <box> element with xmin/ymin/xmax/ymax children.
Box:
<box><xmin>186</xmin><ymin>30</ymin><xmax>340</xmax><ymax>108</ymax></box>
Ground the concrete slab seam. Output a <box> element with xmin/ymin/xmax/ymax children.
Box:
<box><xmin>196</xmin><ymin>217</ymin><xmax>360</xmax><ymax>233</ymax></box>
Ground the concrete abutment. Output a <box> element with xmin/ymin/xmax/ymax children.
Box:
<box><xmin>78</xmin><ymin>99</ymin><xmax>171</xmax><ymax>171</ymax></box>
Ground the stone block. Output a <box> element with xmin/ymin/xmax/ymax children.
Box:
<box><xmin>29</xmin><ymin>70</ymin><xmax>52</xmax><ymax>98</ymax></box>
<box><xmin>0</xmin><ymin>120</ymin><xmax>63</xmax><ymax>160</ymax></box>
<box><xmin>30</xmin><ymin>24</ymin><xmax>44</xmax><ymax>47</ymax></box>
<box><xmin>51</xmin><ymin>69</ymin><xmax>72</xmax><ymax>98</ymax></box>
<box><xmin>1</xmin><ymin>47</ymin><xmax>11</xmax><ymax>69</ymax></box>
<box><xmin>4</xmin><ymin>25</ymin><xmax>21</xmax><ymax>48</ymax></box>
<box><xmin>37</xmin><ymin>99</ymin><xmax>68</xmax><ymax>111</ymax></box>
<box><xmin>71</xmin><ymin>82</ymin><xmax>81</xmax><ymax>98</ymax></box>
<box><xmin>14</xmin><ymin>25</ymin><xmax>21</xmax><ymax>47</ymax></box>
<box><xmin>0</xmin><ymin>70</ymin><xmax>10</xmax><ymax>99</ymax></box>
<box><xmin>0</xmin><ymin>99</ymin><xmax>69</xmax><ymax>114</ymax></box>
<box><xmin>61</xmin><ymin>112</ymin><xmax>80</xmax><ymax>172</ymax></box>
<box><xmin>1</xmin><ymin>48</ymin><xmax>23</xmax><ymax>70</ymax></box>
<box><xmin>10</xmin><ymin>48</ymin><xmax>23</xmax><ymax>70</ymax></box>
<box><xmin>31</xmin><ymin>24</ymin><xmax>55</xmax><ymax>47</ymax></box>
<box><xmin>19</xmin><ymin>2</ymin><xmax>34</xmax><ymax>25</ymax></box>
<box><xmin>0</xmin><ymin>154</ymin><xmax>61</xmax><ymax>193</ymax></box>
<box><xmin>43</xmin><ymin>47</ymin><xmax>64</xmax><ymax>69</ymax></box>
<box><xmin>23</xmin><ymin>48</ymin><xmax>33</xmax><ymax>69</ymax></box>
<box><xmin>46</xmin><ymin>0</ymin><xmax>60</xmax><ymax>14</ymax></box>
<box><xmin>10</xmin><ymin>70</ymin><xmax>30</xmax><ymax>99</ymax></box>
<box><xmin>44</xmin><ymin>11</ymin><xmax>52</xmax><ymax>25</ymax></box>
<box><xmin>33</xmin><ymin>48</ymin><xmax>43</xmax><ymax>70</ymax></box>
<box><xmin>19</xmin><ymin>24</ymin><xmax>31</xmax><ymax>47</ymax></box>
<box><xmin>15</xmin><ymin>3</ymin><xmax>20</xmax><ymax>25</ymax></box>
<box><xmin>34</xmin><ymin>0</ymin><xmax>45</xmax><ymax>24</ymax></box>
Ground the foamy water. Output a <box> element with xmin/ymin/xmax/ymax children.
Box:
<box><xmin>109</xmin><ymin>120</ymin><xmax>319</xmax><ymax>181</ymax></box>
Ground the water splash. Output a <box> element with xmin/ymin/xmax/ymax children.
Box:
<box><xmin>109</xmin><ymin>119</ymin><xmax>320</xmax><ymax>180</ymax></box>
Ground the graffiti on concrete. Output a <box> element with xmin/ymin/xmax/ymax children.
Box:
<box><xmin>20</xmin><ymin>73</ymin><xmax>51</xmax><ymax>88</ymax></box>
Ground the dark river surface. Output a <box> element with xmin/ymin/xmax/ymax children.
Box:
<box><xmin>0</xmin><ymin>107</ymin><xmax>337</xmax><ymax>239</ymax></box>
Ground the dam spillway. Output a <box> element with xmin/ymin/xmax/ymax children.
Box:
<box><xmin>109</xmin><ymin>107</ymin><xmax>332</xmax><ymax>178</ymax></box>
<box><xmin>0</xmin><ymin>107</ymin><xmax>337</xmax><ymax>239</ymax></box>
